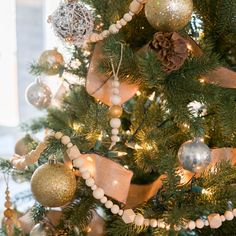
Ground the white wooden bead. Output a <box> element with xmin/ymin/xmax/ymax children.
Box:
<box><xmin>122</xmin><ymin>209</ymin><xmax>136</xmax><ymax>224</ymax></box>
<box><xmin>120</xmin><ymin>19</ymin><xmax>127</xmax><ymax>26</ymax></box>
<box><xmin>110</xmin><ymin>95</ymin><xmax>121</xmax><ymax>105</ymax></box>
<box><xmin>224</xmin><ymin>211</ymin><xmax>234</xmax><ymax>221</ymax></box>
<box><xmin>112</xmin><ymin>88</ymin><xmax>120</xmax><ymax>95</ymax></box>
<box><xmin>105</xmin><ymin>200</ymin><xmax>113</xmax><ymax>209</ymax></box>
<box><xmin>55</xmin><ymin>132</ymin><xmax>63</xmax><ymax>139</ymax></box>
<box><xmin>81</xmin><ymin>171</ymin><xmax>90</xmax><ymax>180</ymax></box>
<box><xmin>61</xmin><ymin>135</ymin><xmax>71</xmax><ymax>145</ymax></box>
<box><xmin>101</xmin><ymin>30</ymin><xmax>109</xmax><ymax>38</ymax></box>
<box><xmin>110</xmin><ymin>118</ymin><xmax>121</xmax><ymax>128</ymax></box>
<box><xmin>204</xmin><ymin>220</ymin><xmax>209</xmax><ymax>226</ymax></box>
<box><xmin>89</xmin><ymin>33</ymin><xmax>100</xmax><ymax>42</ymax></box>
<box><xmin>109</xmin><ymin>24</ymin><xmax>119</xmax><ymax>34</ymax></box>
<box><xmin>208</xmin><ymin>213</ymin><xmax>222</xmax><ymax>229</ymax></box>
<box><xmin>128</xmin><ymin>11</ymin><xmax>135</xmax><ymax>16</ymax></box>
<box><xmin>100</xmin><ymin>196</ymin><xmax>107</xmax><ymax>204</ymax></box>
<box><xmin>118</xmin><ymin>209</ymin><xmax>124</xmax><ymax>216</ymax></box>
<box><xmin>67</xmin><ymin>143</ymin><xmax>73</xmax><ymax>148</ymax></box>
<box><xmin>150</xmin><ymin>219</ymin><xmax>158</xmax><ymax>228</ymax></box>
<box><xmin>85</xmin><ymin>178</ymin><xmax>95</xmax><ymax>187</ymax></box>
<box><xmin>115</xmin><ymin>22</ymin><xmax>122</xmax><ymax>29</ymax></box>
<box><xmin>134</xmin><ymin>214</ymin><xmax>144</xmax><ymax>226</ymax></box>
<box><xmin>123</xmin><ymin>13</ymin><xmax>132</xmax><ymax>22</ymax></box>
<box><xmin>220</xmin><ymin>215</ymin><xmax>226</xmax><ymax>222</ymax></box>
<box><xmin>67</xmin><ymin>145</ymin><xmax>81</xmax><ymax>160</ymax></box>
<box><xmin>79</xmin><ymin>166</ymin><xmax>88</xmax><ymax>173</ymax></box>
<box><xmin>73</xmin><ymin>157</ymin><xmax>84</xmax><ymax>168</ymax></box>
<box><xmin>111</xmin><ymin>204</ymin><xmax>120</xmax><ymax>214</ymax></box>
<box><xmin>111</xmin><ymin>135</ymin><xmax>119</xmax><ymax>142</ymax></box>
<box><xmin>98</xmin><ymin>34</ymin><xmax>104</xmax><ymax>41</ymax></box>
<box><xmin>91</xmin><ymin>185</ymin><xmax>97</xmax><ymax>190</ymax></box>
<box><xmin>129</xmin><ymin>0</ymin><xmax>143</xmax><ymax>14</ymax></box>
<box><xmin>233</xmin><ymin>208</ymin><xmax>236</xmax><ymax>217</ymax></box>
<box><xmin>188</xmin><ymin>221</ymin><xmax>196</xmax><ymax>230</ymax></box>
<box><xmin>195</xmin><ymin>219</ymin><xmax>204</xmax><ymax>229</ymax></box>
<box><xmin>157</xmin><ymin>219</ymin><xmax>166</xmax><ymax>228</ymax></box>
<box><xmin>144</xmin><ymin>219</ymin><xmax>150</xmax><ymax>226</ymax></box>
<box><xmin>111</xmin><ymin>128</ymin><xmax>119</xmax><ymax>135</ymax></box>
<box><xmin>93</xmin><ymin>188</ymin><xmax>105</xmax><ymax>200</ymax></box>
<box><xmin>112</xmin><ymin>80</ymin><xmax>120</xmax><ymax>88</ymax></box>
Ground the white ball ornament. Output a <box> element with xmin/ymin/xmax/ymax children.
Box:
<box><xmin>195</xmin><ymin>219</ymin><xmax>204</xmax><ymax>229</ymax></box>
<box><xmin>93</xmin><ymin>188</ymin><xmax>104</xmax><ymax>200</ymax></box>
<box><xmin>105</xmin><ymin>200</ymin><xmax>113</xmax><ymax>209</ymax></box>
<box><xmin>224</xmin><ymin>211</ymin><xmax>234</xmax><ymax>221</ymax></box>
<box><xmin>111</xmin><ymin>204</ymin><xmax>120</xmax><ymax>214</ymax></box>
<box><xmin>134</xmin><ymin>214</ymin><xmax>144</xmax><ymax>226</ymax></box>
<box><xmin>110</xmin><ymin>118</ymin><xmax>121</xmax><ymax>128</ymax></box>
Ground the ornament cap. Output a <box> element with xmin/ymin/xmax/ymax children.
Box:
<box><xmin>48</xmin><ymin>156</ymin><xmax>57</xmax><ymax>165</ymax></box>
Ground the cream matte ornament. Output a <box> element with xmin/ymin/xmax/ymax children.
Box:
<box><xmin>178</xmin><ymin>138</ymin><xmax>211</xmax><ymax>173</ymax></box>
<box><xmin>38</xmin><ymin>49</ymin><xmax>64</xmax><ymax>75</ymax></box>
<box><xmin>50</xmin><ymin>1</ymin><xmax>94</xmax><ymax>47</ymax></box>
<box><xmin>25</xmin><ymin>78</ymin><xmax>52</xmax><ymax>110</ymax></box>
<box><xmin>31</xmin><ymin>159</ymin><xmax>76</xmax><ymax>207</ymax></box>
<box><xmin>144</xmin><ymin>0</ymin><xmax>193</xmax><ymax>32</ymax></box>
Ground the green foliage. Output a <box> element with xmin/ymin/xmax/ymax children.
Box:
<box><xmin>31</xmin><ymin>202</ymin><xmax>47</xmax><ymax>223</ymax></box>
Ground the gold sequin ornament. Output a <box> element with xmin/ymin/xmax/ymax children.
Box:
<box><xmin>145</xmin><ymin>0</ymin><xmax>193</xmax><ymax>32</ymax></box>
<box><xmin>31</xmin><ymin>159</ymin><xmax>77</xmax><ymax>207</ymax></box>
<box><xmin>38</xmin><ymin>49</ymin><xmax>64</xmax><ymax>75</ymax></box>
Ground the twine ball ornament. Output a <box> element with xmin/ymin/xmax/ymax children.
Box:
<box><xmin>145</xmin><ymin>0</ymin><xmax>193</xmax><ymax>32</ymax></box>
<box><xmin>15</xmin><ymin>134</ymin><xmax>37</xmax><ymax>156</ymax></box>
<box><xmin>25</xmin><ymin>78</ymin><xmax>52</xmax><ymax>110</ymax></box>
<box><xmin>178</xmin><ymin>137</ymin><xmax>211</xmax><ymax>173</ymax></box>
<box><xmin>50</xmin><ymin>0</ymin><xmax>94</xmax><ymax>47</ymax></box>
<box><xmin>31</xmin><ymin>159</ymin><xmax>76</xmax><ymax>207</ymax></box>
<box><xmin>38</xmin><ymin>49</ymin><xmax>64</xmax><ymax>76</ymax></box>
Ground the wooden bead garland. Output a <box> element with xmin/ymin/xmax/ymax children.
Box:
<box><xmin>86</xmin><ymin>0</ymin><xmax>147</xmax><ymax>44</ymax></box>
<box><xmin>11</xmin><ymin>130</ymin><xmax>236</xmax><ymax>232</ymax></box>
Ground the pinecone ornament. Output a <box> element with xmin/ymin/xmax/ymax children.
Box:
<box><xmin>150</xmin><ymin>32</ymin><xmax>188</xmax><ymax>73</ymax></box>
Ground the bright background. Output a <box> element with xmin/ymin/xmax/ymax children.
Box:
<box><xmin>0</xmin><ymin>0</ymin><xmax>61</xmax><ymax>213</ymax></box>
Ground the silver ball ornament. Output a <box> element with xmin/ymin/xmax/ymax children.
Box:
<box><xmin>30</xmin><ymin>223</ymin><xmax>51</xmax><ymax>236</ymax></box>
<box><xmin>25</xmin><ymin>78</ymin><xmax>52</xmax><ymax>110</ymax></box>
<box><xmin>50</xmin><ymin>1</ymin><xmax>94</xmax><ymax>47</ymax></box>
<box><xmin>178</xmin><ymin>138</ymin><xmax>211</xmax><ymax>173</ymax></box>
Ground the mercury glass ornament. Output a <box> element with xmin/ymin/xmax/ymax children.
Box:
<box><xmin>25</xmin><ymin>78</ymin><xmax>52</xmax><ymax>110</ymax></box>
<box><xmin>31</xmin><ymin>158</ymin><xmax>76</xmax><ymax>207</ymax></box>
<box><xmin>145</xmin><ymin>0</ymin><xmax>193</xmax><ymax>32</ymax></box>
<box><xmin>30</xmin><ymin>223</ymin><xmax>52</xmax><ymax>236</ymax></box>
<box><xmin>50</xmin><ymin>1</ymin><xmax>94</xmax><ymax>47</ymax></box>
<box><xmin>178</xmin><ymin>138</ymin><xmax>211</xmax><ymax>173</ymax></box>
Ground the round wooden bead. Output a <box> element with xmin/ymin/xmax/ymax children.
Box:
<box><xmin>144</xmin><ymin>219</ymin><xmax>150</xmax><ymax>226</ymax></box>
<box><xmin>220</xmin><ymin>215</ymin><xmax>226</xmax><ymax>222</ymax></box>
<box><xmin>4</xmin><ymin>202</ymin><xmax>12</xmax><ymax>208</ymax></box>
<box><xmin>128</xmin><ymin>11</ymin><xmax>135</xmax><ymax>16</ymax></box>
<box><xmin>112</xmin><ymin>80</ymin><xmax>120</xmax><ymax>88</ymax></box>
<box><xmin>110</xmin><ymin>95</ymin><xmax>121</xmax><ymax>105</ymax></box>
<box><xmin>204</xmin><ymin>220</ymin><xmax>209</xmax><ymax>226</ymax></box>
<box><xmin>111</xmin><ymin>135</ymin><xmax>119</xmax><ymax>142</ymax></box>
<box><xmin>115</xmin><ymin>22</ymin><xmax>123</xmax><ymax>29</ymax></box>
<box><xmin>61</xmin><ymin>136</ymin><xmax>71</xmax><ymax>145</ymax></box>
<box><xmin>150</xmin><ymin>219</ymin><xmax>158</xmax><ymax>228</ymax></box>
<box><xmin>105</xmin><ymin>200</ymin><xmax>113</xmax><ymax>209</ymax></box>
<box><xmin>100</xmin><ymin>196</ymin><xmax>107</xmax><ymax>204</ymax></box>
<box><xmin>208</xmin><ymin>214</ymin><xmax>222</xmax><ymax>229</ymax></box>
<box><xmin>67</xmin><ymin>143</ymin><xmax>73</xmax><ymax>148</ymax></box>
<box><xmin>195</xmin><ymin>219</ymin><xmax>204</xmax><ymax>229</ymax></box>
<box><xmin>110</xmin><ymin>118</ymin><xmax>121</xmax><ymax>128</ymax></box>
<box><xmin>93</xmin><ymin>188</ymin><xmax>105</xmax><ymax>199</ymax></box>
<box><xmin>188</xmin><ymin>221</ymin><xmax>196</xmax><ymax>230</ymax></box>
<box><xmin>233</xmin><ymin>209</ymin><xmax>236</xmax><ymax>217</ymax></box>
<box><xmin>111</xmin><ymin>204</ymin><xmax>120</xmax><ymax>214</ymax></box>
<box><xmin>55</xmin><ymin>132</ymin><xmax>63</xmax><ymax>139</ymax></box>
<box><xmin>120</xmin><ymin>19</ymin><xmax>127</xmax><ymax>26</ymax></box>
<box><xmin>85</xmin><ymin>178</ymin><xmax>95</xmax><ymax>187</ymax></box>
<box><xmin>112</xmin><ymin>88</ymin><xmax>120</xmax><ymax>95</ymax></box>
<box><xmin>91</xmin><ymin>185</ymin><xmax>97</xmax><ymax>190</ymax></box>
<box><xmin>4</xmin><ymin>209</ymin><xmax>14</xmax><ymax>218</ymax></box>
<box><xmin>134</xmin><ymin>214</ymin><xmax>144</xmax><ymax>226</ymax></box>
<box><xmin>101</xmin><ymin>30</ymin><xmax>109</xmax><ymax>38</ymax></box>
<box><xmin>123</xmin><ymin>13</ymin><xmax>132</xmax><ymax>22</ymax></box>
<box><xmin>79</xmin><ymin>166</ymin><xmax>88</xmax><ymax>173</ymax></box>
<box><xmin>224</xmin><ymin>211</ymin><xmax>234</xmax><ymax>221</ymax></box>
<box><xmin>89</xmin><ymin>33</ymin><xmax>100</xmax><ymax>42</ymax></box>
<box><xmin>109</xmin><ymin>24</ymin><xmax>119</xmax><ymax>34</ymax></box>
<box><xmin>129</xmin><ymin>0</ymin><xmax>143</xmax><ymax>14</ymax></box>
<box><xmin>118</xmin><ymin>209</ymin><xmax>124</xmax><ymax>216</ymax></box>
<box><xmin>111</xmin><ymin>128</ymin><xmax>119</xmax><ymax>135</ymax></box>
<box><xmin>109</xmin><ymin>105</ymin><xmax>123</xmax><ymax>118</ymax></box>
<box><xmin>81</xmin><ymin>171</ymin><xmax>90</xmax><ymax>180</ymax></box>
<box><xmin>157</xmin><ymin>219</ymin><xmax>166</xmax><ymax>229</ymax></box>
<box><xmin>73</xmin><ymin>157</ymin><xmax>84</xmax><ymax>168</ymax></box>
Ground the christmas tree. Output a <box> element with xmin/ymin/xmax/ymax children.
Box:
<box><xmin>1</xmin><ymin>0</ymin><xmax>236</xmax><ymax>235</ymax></box>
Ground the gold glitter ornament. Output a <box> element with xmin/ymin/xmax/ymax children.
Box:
<box><xmin>38</xmin><ymin>49</ymin><xmax>64</xmax><ymax>75</ymax></box>
<box><xmin>145</xmin><ymin>0</ymin><xmax>193</xmax><ymax>32</ymax></box>
<box><xmin>31</xmin><ymin>159</ymin><xmax>76</xmax><ymax>207</ymax></box>
<box><xmin>109</xmin><ymin>105</ymin><xmax>123</xmax><ymax>118</ymax></box>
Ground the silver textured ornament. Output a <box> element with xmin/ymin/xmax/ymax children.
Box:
<box><xmin>30</xmin><ymin>223</ymin><xmax>51</xmax><ymax>236</ymax></box>
<box><xmin>50</xmin><ymin>1</ymin><xmax>94</xmax><ymax>47</ymax></box>
<box><xmin>25</xmin><ymin>78</ymin><xmax>52</xmax><ymax>110</ymax></box>
<box><xmin>178</xmin><ymin>138</ymin><xmax>211</xmax><ymax>173</ymax></box>
<box><xmin>145</xmin><ymin>0</ymin><xmax>193</xmax><ymax>32</ymax></box>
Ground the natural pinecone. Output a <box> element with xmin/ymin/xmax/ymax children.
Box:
<box><xmin>150</xmin><ymin>32</ymin><xmax>188</xmax><ymax>73</ymax></box>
